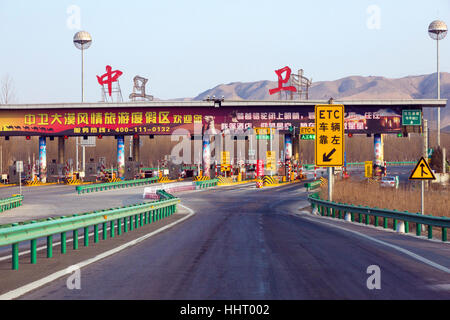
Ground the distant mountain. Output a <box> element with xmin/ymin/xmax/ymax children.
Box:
<box><xmin>191</xmin><ymin>72</ymin><xmax>450</xmax><ymax>127</ymax></box>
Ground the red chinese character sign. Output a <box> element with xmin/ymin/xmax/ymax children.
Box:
<box><xmin>97</xmin><ymin>65</ymin><xmax>123</xmax><ymax>96</ymax></box>
<box><xmin>269</xmin><ymin>66</ymin><xmax>297</xmax><ymax>95</ymax></box>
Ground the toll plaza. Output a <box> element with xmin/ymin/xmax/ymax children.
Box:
<box><xmin>0</xmin><ymin>99</ymin><xmax>447</xmax><ymax>184</ymax></box>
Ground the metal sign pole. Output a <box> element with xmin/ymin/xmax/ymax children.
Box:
<box><xmin>328</xmin><ymin>167</ymin><xmax>333</xmax><ymax>202</ymax></box>
<box><xmin>19</xmin><ymin>171</ymin><xmax>22</xmax><ymax>196</ymax></box>
<box><xmin>421</xmin><ymin>180</ymin><xmax>424</xmax><ymax>215</ymax></box>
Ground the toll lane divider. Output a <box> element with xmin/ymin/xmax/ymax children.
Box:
<box><xmin>143</xmin><ymin>179</ymin><xmax>218</xmax><ymax>199</ymax></box>
<box><xmin>76</xmin><ymin>177</ymin><xmax>158</xmax><ymax>194</ymax></box>
<box><xmin>307</xmin><ymin>194</ymin><xmax>449</xmax><ymax>242</ymax></box>
<box><xmin>193</xmin><ymin>176</ymin><xmax>210</xmax><ymax>182</ymax></box>
<box><xmin>195</xmin><ymin>179</ymin><xmax>218</xmax><ymax>189</ymax></box>
<box><xmin>143</xmin><ymin>182</ymin><xmax>196</xmax><ymax>199</ymax></box>
<box><xmin>0</xmin><ymin>190</ymin><xmax>180</xmax><ymax>270</ymax></box>
<box><xmin>263</xmin><ymin>176</ymin><xmax>278</xmax><ymax>186</ymax></box>
<box><xmin>0</xmin><ymin>195</ymin><xmax>24</xmax><ymax>213</ymax></box>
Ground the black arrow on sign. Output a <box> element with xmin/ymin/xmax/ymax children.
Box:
<box><xmin>420</xmin><ymin>163</ymin><xmax>427</xmax><ymax>177</ymax></box>
<box><xmin>323</xmin><ymin>148</ymin><xmax>336</xmax><ymax>162</ymax></box>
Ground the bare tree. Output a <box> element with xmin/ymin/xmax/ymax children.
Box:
<box><xmin>1</xmin><ymin>74</ymin><xmax>16</xmax><ymax>104</ymax></box>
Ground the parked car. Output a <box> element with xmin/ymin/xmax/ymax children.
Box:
<box><xmin>380</xmin><ymin>176</ymin><xmax>398</xmax><ymax>188</ymax></box>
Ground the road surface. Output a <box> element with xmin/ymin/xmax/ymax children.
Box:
<box><xmin>6</xmin><ymin>182</ymin><xmax>448</xmax><ymax>300</ymax></box>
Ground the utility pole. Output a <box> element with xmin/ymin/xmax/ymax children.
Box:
<box><xmin>423</xmin><ymin>119</ymin><xmax>429</xmax><ymax>192</ymax></box>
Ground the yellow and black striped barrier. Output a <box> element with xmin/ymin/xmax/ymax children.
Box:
<box><xmin>65</xmin><ymin>178</ymin><xmax>83</xmax><ymax>185</ymax></box>
<box><xmin>217</xmin><ymin>176</ymin><xmax>233</xmax><ymax>185</ymax></box>
<box><xmin>107</xmin><ymin>178</ymin><xmax>122</xmax><ymax>183</ymax></box>
<box><xmin>193</xmin><ymin>176</ymin><xmax>209</xmax><ymax>182</ymax></box>
<box><xmin>158</xmin><ymin>176</ymin><xmax>170</xmax><ymax>183</ymax></box>
<box><xmin>25</xmin><ymin>178</ymin><xmax>43</xmax><ymax>186</ymax></box>
<box><xmin>263</xmin><ymin>176</ymin><xmax>278</xmax><ymax>186</ymax></box>
<box><xmin>320</xmin><ymin>177</ymin><xmax>328</xmax><ymax>187</ymax></box>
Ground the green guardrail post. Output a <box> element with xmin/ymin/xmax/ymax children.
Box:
<box><xmin>61</xmin><ymin>232</ymin><xmax>67</xmax><ymax>254</ymax></box>
<box><xmin>94</xmin><ymin>225</ymin><xmax>99</xmax><ymax>243</ymax></box>
<box><xmin>404</xmin><ymin>221</ymin><xmax>409</xmax><ymax>234</ymax></box>
<box><xmin>130</xmin><ymin>216</ymin><xmax>134</xmax><ymax>231</ymax></box>
<box><xmin>140</xmin><ymin>213</ymin><xmax>144</xmax><ymax>227</ymax></box>
<box><xmin>117</xmin><ymin>219</ymin><xmax>122</xmax><ymax>235</ymax></box>
<box><xmin>84</xmin><ymin>227</ymin><xmax>89</xmax><ymax>247</ymax></box>
<box><xmin>416</xmin><ymin>222</ymin><xmax>421</xmax><ymax>237</ymax></box>
<box><xmin>103</xmin><ymin>222</ymin><xmax>107</xmax><ymax>240</ymax></box>
<box><xmin>110</xmin><ymin>220</ymin><xmax>115</xmax><ymax>238</ymax></box>
<box><xmin>73</xmin><ymin>229</ymin><xmax>79</xmax><ymax>250</ymax></box>
<box><xmin>124</xmin><ymin>217</ymin><xmax>128</xmax><ymax>233</ymax></box>
<box><xmin>30</xmin><ymin>239</ymin><xmax>37</xmax><ymax>264</ymax></box>
<box><xmin>365</xmin><ymin>214</ymin><xmax>369</xmax><ymax>225</ymax></box>
<box><xmin>135</xmin><ymin>215</ymin><xmax>139</xmax><ymax>229</ymax></box>
<box><xmin>383</xmin><ymin>217</ymin><xmax>388</xmax><ymax>229</ymax></box>
<box><xmin>47</xmin><ymin>235</ymin><xmax>53</xmax><ymax>258</ymax></box>
<box><xmin>12</xmin><ymin>243</ymin><xmax>19</xmax><ymax>270</ymax></box>
<box><xmin>393</xmin><ymin>219</ymin><xmax>398</xmax><ymax>231</ymax></box>
<box><xmin>442</xmin><ymin>228</ymin><xmax>447</xmax><ymax>242</ymax></box>
<box><xmin>374</xmin><ymin>216</ymin><xmax>379</xmax><ymax>227</ymax></box>
<box><xmin>359</xmin><ymin>213</ymin><xmax>363</xmax><ymax>224</ymax></box>
<box><xmin>428</xmin><ymin>225</ymin><xmax>433</xmax><ymax>239</ymax></box>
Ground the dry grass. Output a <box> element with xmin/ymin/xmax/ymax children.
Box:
<box><xmin>319</xmin><ymin>180</ymin><xmax>450</xmax><ymax>218</ymax></box>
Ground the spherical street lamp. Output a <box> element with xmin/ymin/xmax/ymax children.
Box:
<box><xmin>73</xmin><ymin>31</ymin><xmax>92</xmax><ymax>103</ymax></box>
<box><xmin>428</xmin><ymin>20</ymin><xmax>447</xmax><ymax>147</ymax></box>
<box><xmin>73</xmin><ymin>31</ymin><xmax>92</xmax><ymax>173</ymax></box>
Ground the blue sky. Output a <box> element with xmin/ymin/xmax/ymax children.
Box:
<box><xmin>0</xmin><ymin>0</ymin><xmax>449</xmax><ymax>103</ymax></box>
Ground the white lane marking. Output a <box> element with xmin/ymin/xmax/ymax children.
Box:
<box><xmin>427</xmin><ymin>284</ymin><xmax>450</xmax><ymax>292</ymax></box>
<box><xmin>296</xmin><ymin>213</ymin><xmax>450</xmax><ymax>274</ymax></box>
<box><xmin>0</xmin><ymin>204</ymin><xmax>196</xmax><ymax>300</ymax></box>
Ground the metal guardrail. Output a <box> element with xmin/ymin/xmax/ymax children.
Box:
<box><xmin>76</xmin><ymin>177</ymin><xmax>159</xmax><ymax>194</ymax></box>
<box><xmin>0</xmin><ymin>190</ymin><xmax>180</xmax><ymax>270</ymax></box>
<box><xmin>304</xmin><ymin>180</ymin><xmax>321</xmax><ymax>191</ymax></box>
<box><xmin>302</xmin><ymin>161</ymin><xmax>415</xmax><ymax>168</ymax></box>
<box><xmin>307</xmin><ymin>194</ymin><xmax>449</xmax><ymax>242</ymax></box>
<box><xmin>194</xmin><ymin>179</ymin><xmax>218</xmax><ymax>189</ymax></box>
<box><xmin>0</xmin><ymin>195</ymin><xmax>24</xmax><ymax>213</ymax></box>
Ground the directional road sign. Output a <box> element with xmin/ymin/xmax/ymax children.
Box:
<box><xmin>315</xmin><ymin>105</ymin><xmax>345</xmax><ymax>167</ymax></box>
<box><xmin>299</xmin><ymin>127</ymin><xmax>315</xmax><ymax>135</ymax></box>
<box><xmin>402</xmin><ymin>110</ymin><xmax>422</xmax><ymax>126</ymax></box>
<box><xmin>409</xmin><ymin>157</ymin><xmax>436</xmax><ymax>180</ymax></box>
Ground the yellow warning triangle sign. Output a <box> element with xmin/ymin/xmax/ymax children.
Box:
<box><xmin>409</xmin><ymin>157</ymin><xmax>436</xmax><ymax>180</ymax></box>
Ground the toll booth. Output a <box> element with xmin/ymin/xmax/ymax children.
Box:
<box><xmin>181</xmin><ymin>165</ymin><xmax>196</xmax><ymax>178</ymax></box>
<box><xmin>124</xmin><ymin>161</ymin><xmax>141</xmax><ymax>180</ymax></box>
<box><xmin>140</xmin><ymin>168</ymin><xmax>155</xmax><ymax>179</ymax></box>
<box><xmin>8</xmin><ymin>165</ymin><xmax>21</xmax><ymax>184</ymax></box>
<box><xmin>84</xmin><ymin>162</ymin><xmax>99</xmax><ymax>182</ymax></box>
<box><xmin>47</xmin><ymin>162</ymin><xmax>65</xmax><ymax>182</ymax></box>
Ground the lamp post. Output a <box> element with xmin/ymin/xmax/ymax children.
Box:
<box><xmin>73</xmin><ymin>31</ymin><xmax>92</xmax><ymax>172</ymax></box>
<box><xmin>428</xmin><ymin>20</ymin><xmax>447</xmax><ymax>147</ymax></box>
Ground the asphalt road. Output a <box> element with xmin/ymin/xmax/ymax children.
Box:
<box><xmin>13</xmin><ymin>182</ymin><xmax>450</xmax><ymax>300</ymax></box>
